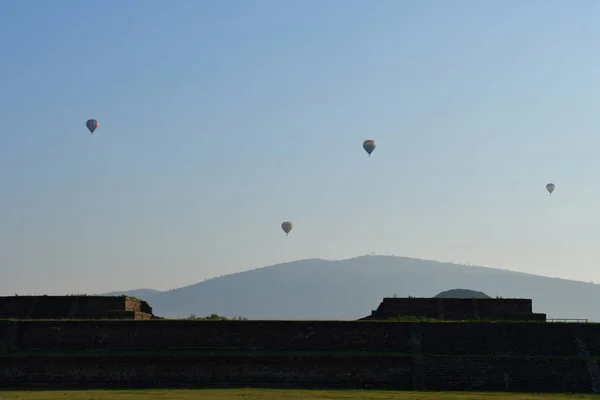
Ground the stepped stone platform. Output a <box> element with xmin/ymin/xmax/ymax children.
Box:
<box><xmin>0</xmin><ymin>295</ymin><xmax>155</xmax><ymax>320</ymax></box>
<box><xmin>362</xmin><ymin>297</ymin><xmax>547</xmax><ymax>321</ymax></box>
<box><xmin>0</xmin><ymin>319</ymin><xmax>599</xmax><ymax>391</ymax></box>
<box><xmin>1</xmin><ymin>296</ymin><xmax>596</xmax><ymax>393</ymax></box>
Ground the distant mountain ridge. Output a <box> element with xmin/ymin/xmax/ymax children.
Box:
<box><xmin>97</xmin><ymin>289</ymin><xmax>162</xmax><ymax>298</ymax></box>
<box><xmin>434</xmin><ymin>289</ymin><xmax>491</xmax><ymax>298</ymax></box>
<box><xmin>98</xmin><ymin>255</ymin><xmax>600</xmax><ymax>321</ymax></box>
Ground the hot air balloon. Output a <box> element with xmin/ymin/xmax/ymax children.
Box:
<box><xmin>281</xmin><ymin>221</ymin><xmax>293</xmax><ymax>236</ymax></box>
<box><xmin>363</xmin><ymin>140</ymin><xmax>376</xmax><ymax>156</ymax></box>
<box><xmin>546</xmin><ymin>183</ymin><xmax>555</xmax><ymax>195</ymax></box>
<box><xmin>86</xmin><ymin>119</ymin><xmax>99</xmax><ymax>134</ymax></box>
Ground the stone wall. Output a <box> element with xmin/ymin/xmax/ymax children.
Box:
<box><xmin>417</xmin><ymin>356</ymin><xmax>591</xmax><ymax>392</ymax></box>
<box><xmin>2</xmin><ymin>319</ymin><xmax>600</xmax><ymax>392</ymax></box>
<box><xmin>0</xmin><ymin>355</ymin><xmax>593</xmax><ymax>391</ymax></box>
<box><xmin>0</xmin><ymin>355</ymin><xmax>413</xmax><ymax>388</ymax></box>
<box><xmin>0</xmin><ymin>296</ymin><xmax>153</xmax><ymax>320</ymax></box>
<box><xmin>101</xmin><ymin>311</ymin><xmax>154</xmax><ymax>320</ymax></box>
<box><xmin>366</xmin><ymin>297</ymin><xmax>546</xmax><ymax>321</ymax></box>
<box><xmin>1</xmin><ymin>320</ymin><xmax>598</xmax><ymax>356</ymax></box>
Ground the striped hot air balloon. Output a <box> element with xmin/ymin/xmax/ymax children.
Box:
<box><xmin>86</xmin><ymin>119</ymin><xmax>99</xmax><ymax>134</ymax></box>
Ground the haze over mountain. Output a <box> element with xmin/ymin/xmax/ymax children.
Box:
<box><xmin>99</xmin><ymin>289</ymin><xmax>161</xmax><ymax>299</ymax></box>
<box><xmin>434</xmin><ymin>289</ymin><xmax>491</xmax><ymax>299</ymax></box>
<box><xmin>100</xmin><ymin>255</ymin><xmax>600</xmax><ymax>321</ymax></box>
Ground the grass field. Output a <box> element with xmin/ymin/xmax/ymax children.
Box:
<box><xmin>0</xmin><ymin>389</ymin><xmax>597</xmax><ymax>400</ymax></box>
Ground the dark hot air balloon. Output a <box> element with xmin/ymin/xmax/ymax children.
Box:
<box><xmin>281</xmin><ymin>221</ymin><xmax>293</xmax><ymax>236</ymax></box>
<box><xmin>86</xmin><ymin>119</ymin><xmax>99</xmax><ymax>134</ymax></box>
<box><xmin>363</xmin><ymin>140</ymin><xmax>376</xmax><ymax>156</ymax></box>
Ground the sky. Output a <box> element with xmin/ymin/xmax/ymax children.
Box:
<box><xmin>2</xmin><ymin>0</ymin><xmax>600</xmax><ymax>295</ymax></box>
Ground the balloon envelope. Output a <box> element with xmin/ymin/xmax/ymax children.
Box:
<box><xmin>281</xmin><ymin>221</ymin><xmax>293</xmax><ymax>235</ymax></box>
<box><xmin>86</xmin><ymin>119</ymin><xmax>99</xmax><ymax>134</ymax></box>
<box><xmin>546</xmin><ymin>183</ymin><xmax>555</xmax><ymax>194</ymax></box>
<box><xmin>363</xmin><ymin>140</ymin><xmax>376</xmax><ymax>156</ymax></box>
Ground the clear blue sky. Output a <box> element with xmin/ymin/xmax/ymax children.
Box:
<box><xmin>2</xmin><ymin>0</ymin><xmax>600</xmax><ymax>295</ymax></box>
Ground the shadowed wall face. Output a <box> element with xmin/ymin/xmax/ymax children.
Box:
<box><xmin>0</xmin><ymin>355</ymin><xmax>592</xmax><ymax>392</ymax></box>
<box><xmin>0</xmin><ymin>320</ymin><xmax>597</xmax><ymax>392</ymax></box>
<box><xmin>367</xmin><ymin>298</ymin><xmax>545</xmax><ymax>321</ymax></box>
<box><xmin>2</xmin><ymin>320</ymin><xmax>592</xmax><ymax>355</ymax></box>
<box><xmin>0</xmin><ymin>296</ymin><xmax>154</xmax><ymax>320</ymax></box>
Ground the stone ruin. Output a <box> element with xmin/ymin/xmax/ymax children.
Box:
<box><xmin>362</xmin><ymin>296</ymin><xmax>547</xmax><ymax>321</ymax></box>
<box><xmin>0</xmin><ymin>295</ymin><xmax>156</xmax><ymax>320</ymax></box>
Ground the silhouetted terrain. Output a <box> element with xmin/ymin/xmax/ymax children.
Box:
<box><xmin>434</xmin><ymin>289</ymin><xmax>491</xmax><ymax>298</ymax></box>
<box><xmin>99</xmin><ymin>289</ymin><xmax>161</xmax><ymax>299</ymax></box>
<box><xmin>100</xmin><ymin>255</ymin><xmax>600</xmax><ymax>321</ymax></box>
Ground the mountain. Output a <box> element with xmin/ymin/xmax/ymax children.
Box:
<box><xmin>98</xmin><ymin>288</ymin><xmax>162</xmax><ymax>299</ymax></box>
<box><xmin>100</xmin><ymin>256</ymin><xmax>600</xmax><ymax>321</ymax></box>
<box><xmin>434</xmin><ymin>289</ymin><xmax>491</xmax><ymax>298</ymax></box>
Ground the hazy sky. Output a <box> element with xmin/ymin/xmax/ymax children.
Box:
<box><xmin>2</xmin><ymin>0</ymin><xmax>600</xmax><ymax>295</ymax></box>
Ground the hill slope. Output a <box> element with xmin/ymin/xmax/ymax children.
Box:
<box><xmin>434</xmin><ymin>289</ymin><xmax>491</xmax><ymax>298</ymax></box>
<box><xmin>102</xmin><ymin>256</ymin><xmax>600</xmax><ymax>321</ymax></box>
<box><xmin>98</xmin><ymin>288</ymin><xmax>162</xmax><ymax>299</ymax></box>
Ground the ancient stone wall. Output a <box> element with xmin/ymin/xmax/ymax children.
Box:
<box><xmin>0</xmin><ymin>354</ymin><xmax>593</xmax><ymax>392</ymax></box>
<box><xmin>417</xmin><ymin>356</ymin><xmax>591</xmax><ymax>392</ymax></box>
<box><xmin>100</xmin><ymin>311</ymin><xmax>153</xmax><ymax>320</ymax></box>
<box><xmin>6</xmin><ymin>320</ymin><xmax>413</xmax><ymax>351</ymax></box>
<box><xmin>0</xmin><ymin>296</ymin><xmax>153</xmax><ymax>320</ymax></box>
<box><xmin>0</xmin><ymin>355</ymin><xmax>414</xmax><ymax>388</ymax></box>
<box><xmin>1</xmin><ymin>320</ymin><xmax>598</xmax><ymax>356</ymax></box>
<box><xmin>2</xmin><ymin>319</ymin><xmax>600</xmax><ymax>392</ymax></box>
<box><xmin>367</xmin><ymin>297</ymin><xmax>545</xmax><ymax>321</ymax></box>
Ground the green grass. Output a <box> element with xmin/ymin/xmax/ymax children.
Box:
<box><xmin>0</xmin><ymin>390</ymin><xmax>597</xmax><ymax>400</ymax></box>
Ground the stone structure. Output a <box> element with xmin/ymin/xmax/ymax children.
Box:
<box><xmin>0</xmin><ymin>355</ymin><xmax>593</xmax><ymax>391</ymax></box>
<box><xmin>1</xmin><ymin>320</ymin><xmax>596</xmax><ymax>354</ymax></box>
<box><xmin>1</xmin><ymin>319</ymin><xmax>600</xmax><ymax>392</ymax></box>
<box><xmin>363</xmin><ymin>297</ymin><xmax>546</xmax><ymax>321</ymax></box>
<box><xmin>2</xmin><ymin>294</ymin><xmax>597</xmax><ymax>392</ymax></box>
<box><xmin>0</xmin><ymin>295</ymin><xmax>155</xmax><ymax>320</ymax></box>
